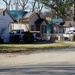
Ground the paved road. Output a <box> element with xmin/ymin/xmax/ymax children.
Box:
<box><xmin>0</xmin><ymin>47</ymin><xmax>75</xmax><ymax>75</ymax></box>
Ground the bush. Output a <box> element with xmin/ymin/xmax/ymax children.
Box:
<box><xmin>14</xmin><ymin>35</ymin><xmax>20</xmax><ymax>43</ymax></box>
<box><xmin>0</xmin><ymin>37</ymin><xmax>4</xmax><ymax>44</ymax></box>
<box><xmin>10</xmin><ymin>36</ymin><xmax>14</xmax><ymax>42</ymax></box>
<box><xmin>10</xmin><ymin>35</ymin><xmax>20</xmax><ymax>43</ymax></box>
<box><xmin>73</xmin><ymin>34</ymin><xmax>75</xmax><ymax>41</ymax></box>
<box><xmin>23</xmin><ymin>31</ymin><xmax>34</xmax><ymax>43</ymax></box>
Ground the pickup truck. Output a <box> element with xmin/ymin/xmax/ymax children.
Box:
<box><xmin>9</xmin><ymin>29</ymin><xmax>41</xmax><ymax>42</ymax></box>
<box><xmin>9</xmin><ymin>29</ymin><xmax>24</xmax><ymax>42</ymax></box>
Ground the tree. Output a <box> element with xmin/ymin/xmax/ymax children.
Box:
<box><xmin>31</xmin><ymin>0</ymin><xmax>37</xmax><ymax>12</ymax></box>
<box><xmin>11</xmin><ymin>0</ymin><xmax>19</xmax><ymax>10</ymax></box>
<box><xmin>43</xmin><ymin>0</ymin><xmax>73</xmax><ymax>19</ymax></box>
<box><xmin>2</xmin><ymin>0</ymin><xmax>12</xmax><ymax>9</ymax></box>
<box><xmin>19</xmin><ymin>0</ymin><xmax>29</xmax><ymax>10</ymax></box>
<box><xmin>73</xmin><ymin>0</ymin><xmax>75</xmax><ymax>21</ymax></box>
<box><xmin>30</xmin><ymin>0</ymin><xmax>44</xmax><ymax>14</ymax></box>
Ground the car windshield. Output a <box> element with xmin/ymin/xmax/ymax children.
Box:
<box><xmin>10</xmin><ymin>30</ymin><xmax>17</xmax><ymax>34</ymax></box>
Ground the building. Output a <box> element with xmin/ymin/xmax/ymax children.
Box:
<box><xmin>0</xmin><ymin>9</ymin><xmax>15</xmax><ymax>42</ymax></box>
<box><xmin>0</xmin><ymin>9</ymin><xmax>48</xmax><ymax>42</ymax></box>
<box><xmin>63</xmin><ymin>21</ymin><xmax>75</xmax><ymax>33</ymax></box>
<box><xmin>10</xmin><ymin>12</ymin><xmax>47</xmax><ymax>40</ymax></box>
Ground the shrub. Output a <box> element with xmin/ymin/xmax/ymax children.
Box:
<box><xmin>10</xmin><ymin>36</ymin><xmax>14</xmax><ymax>42</ymax></box>
<box><xmin>0</xmin><ymin>37</ymin><xmax>4</xmax><ymax>44</ymax></box>
<box><xmin>10</xmin><ymin>35</ymin><xmax>20</xmax><ymax>43</ymax></box>
<box><xmin>23</xmin><ymin>31</ymin><xmax>34</xmax><ymax>43</ymax></box>
<box><xmin>14</xmin><ymin>35</ymin><xmax>20</xmax><ymax>43</ymax></box>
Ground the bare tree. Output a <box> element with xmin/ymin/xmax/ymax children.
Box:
<box><xmin>2</xmin><ymin>0</ymin><xmax>11</xmax><ymax>9</ymax></box>
<box><xmin>11</xmin><ymin>0</ymin><xmax>19</xmax><ymax>10</ymax></box>
<box><xmin>19</xmin><ymin>0</ymin><xmax>29</xmax><ymax>10</ymax></box>
<box><xmin>31</xmin><ymin>0</ymin><xmax>37</xmax><ymax>12</ymax></box>
<box><xmin>37</xmin><ymin>1</ymin><xmax>44</xmax><ymax>14</ymax></box>
<box><xmin>11</xmin><ymin>0</ymin><xmax>29</xmax><ymax>10</ymax></box>
<box><xmin>30</xmin><ymin>0</ymin><xmax>44</xmax><ymax>14</ymax></box>
<box><xmin>73</xmin><ymin>0</ymin><xmax>75</xmax><ymax>21</ymax></box>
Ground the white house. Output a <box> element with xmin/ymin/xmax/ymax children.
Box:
<box><xmin>0</xmin><ymin>9</ymin><xmax>15</xmax><ymax>42</ymax></box>
<box><xmin>63</xmin><ymin>21</ymin><xmax>75</xmax><ymax>33</ymax></box>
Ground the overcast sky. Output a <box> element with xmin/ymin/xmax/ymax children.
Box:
<box><xmin>0</xmin><ymin>1</ymin><xmax>5</xmax><ymax>8</ymax></box>
<box><xmin>0</xmin><ymin>0</ymin><xmax>49</xmax><ymax>12</ymax></box>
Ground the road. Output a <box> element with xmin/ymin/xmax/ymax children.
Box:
<box><xmin>0</xmin><ymin>47</ymin><xmax>75</xmax><ymax>75</ymax></box>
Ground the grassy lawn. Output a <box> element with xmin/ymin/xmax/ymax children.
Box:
<box><xmin>0</xmin><ymin>42</ymin><xmax>73</xmax><ymax>53</ymax></box>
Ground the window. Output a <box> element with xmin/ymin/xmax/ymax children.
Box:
<box><xmin>36</xmin><ymin>25</ymin><xmax>40</xmax><ymax>31</ymax></box>
<box><xmin>41</xmin><ymin>25</ymin><xmax>47</xmax><ymax>33</ymax></box>
<box><xmin>41</xmin><ymin>25</ymin><xmax>43</xmax><ymax>33</ymax></box>
<box><xmin>10</xmin><ymin>30</ymin><xmax>16</xmax><ymax>34</ymax></box>
<box><xmin>3</xmin><ymin>11</ymin><xmax>5</xmax><ymax>16</ymax></box>
<box><xmin>17</xmin><ymin>30</ymin><xmax>20</xmax><ymax>34</ymax></box>
<box><xmin>31</xmin><ymin>25</ymin><xmax>34</xmax><ymax>31</ymax></box>
<box><xmin>44</xmin><ymin>26</ymin><xmax>47</xmax><ymax>33</ymax></box>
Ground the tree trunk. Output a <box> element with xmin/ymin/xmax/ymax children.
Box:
<box><xmin>73</xmin><ymin>1</ymin><xmax>75</xmax><ymax>21</ymax></box>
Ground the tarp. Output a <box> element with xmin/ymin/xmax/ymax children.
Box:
<box><xmin>52</xmin><ymin>18</ymin><xmax>63</xmax><ymax>24</ymax></box>
<box><xmin>10</xmin><ymin>10</ymin><xmax>28</xmax><ymax>20</ymax></box>
<box><xmin>47</xmin><ymin>18</ymin><xmax>64</xmax><ymax>34</ymax></box>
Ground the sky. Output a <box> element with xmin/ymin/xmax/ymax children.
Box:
<box><xmin>0</xmin><ymin>1</ymin><xmax>5</xmax><ymax>8</ymax></box>
<box><xmin>0</xmin><ymin>0</ymin><xmax>49</xmax><ymax>12</ymax></box>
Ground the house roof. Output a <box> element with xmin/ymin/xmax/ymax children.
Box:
<box><xmin>9</xmin><ymin>10</ymin><xmax>28</xmax><ymax>20</ymax></box>
<box><xmin>52</xmin><ymin>18</ymin><xmax>63</xmax><ymax>24</ymax></box>
<box><xmin>70</xmin><ymin>21</ymin><xmax>75</xmax><ymax>26</ymax></box>
<box><xmin>47</xmin><ymin>18</ymin><xmax>65</xmax><ymax>27</ymax></box>
<box><xmin>20</xmin><ymin>12</ymin><xmax>40</xmax><ymax>23</ymax></box>
<box><xmin>35</xmin><ymin>18</ymin><xmax>46</xmax><ymax>25</ymax></box>
<box><xmin>63</xmin><ymin>21</ymin><xmax>75</xmax><ymax>27</ymax></box>
<box><xmin>0</xmin><ymin>9</ymin><xmax>4</xmax><ymax>13</ymax></box>
<box><xmin>45</xmin><ymin>17</ymin><xmax>52</xmax><ymax>21</ymax></box>
<box><xmin>0</xmin><ymin>9</ymin><xmax>16</xmax><ymax>21</ymax></box>
<box><xmin>63</xmin><ymin>21</ymin><xmax>71</xmax><ymax>27</ymax></box>
<box><xmin>5</xmin><ymin>9</ymin><xmax>16</xmax><ymax>21</ymax></box>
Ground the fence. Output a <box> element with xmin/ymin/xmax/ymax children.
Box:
<box><xmin>46</xmin><ymin>33</ymin><xmax>75</xmax><ymax>42</ymax></box>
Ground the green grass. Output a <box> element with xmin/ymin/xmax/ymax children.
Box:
<box><xmin>0</xmin><ymin>42</ymin><xmax>72</xmax><ymax>53</ymax></box>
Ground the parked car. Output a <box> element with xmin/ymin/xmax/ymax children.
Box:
<box><xmin>63</xmin><ymin>30</ymin><xmax>75</xmax><ymax>41</ymax></box>
<box><xmin>9</xmin><ymin>29</ymin><xmax>41</xmax><ymax>42</ymax></box>
<box><xmin>30</xmin><ymin>31</ymin><xmax>41</xmax><ymax>41</ymax></box>
<box><xmin>9</xmin><ymin>29</ymin><xmax>24</xmax><ymax>39</ymax></box>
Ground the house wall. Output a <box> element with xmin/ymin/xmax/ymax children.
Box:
<box><xmin>41</xmin><ymin>21</ymin><xmax>47</xmax><ymax>26</ymax></box>
<box><xmin>64</xmin><ymin>26</ymin><xmax>75</xmax><ymax>33</ymax></box>
<box><xmin>10</xmin><ymin>14</ymin><xmax>39</xmax><ymax>32</ymax></box>
<box><xmin>29</xmin><ymin>15</ymin><xmax>48</xmax><ymax>40</ymax></box>
<box><xmin>63</xmin><ymin>21</ymin><xmax>75</xmax><ymax>33</ymax></box>
<box><xmin>0</xmin><ymin>11</ymin><xmax>14</xmax><ymax>42</ymax></box>
<box><xmin>56</xmin><ymin>26</ymin><xmax>64</xmax><ymax>34</ymax></box>
<box><xmin>29</xmin><ymin>14</ymin><xmax>39</xmax><ymax>31</ymax></box>
<box><xmin>10</xmin><ymin>14</ymin><xmax>48</xmax><ymax>40</ymax></box>
<box><xmin>9</xmin><ymin>23</ymin><xmax>29</xmax><ymax>32</ymax></box>
<box><xmin>40</xmin><ymin>21</ymin><xmax>47</xmax><ymax>40</ymax></box>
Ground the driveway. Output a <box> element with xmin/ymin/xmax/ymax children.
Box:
<box><xmin>0</xmin><ymin>47</ymin><xmax>75</xmax><ymax>75</ymax></box>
